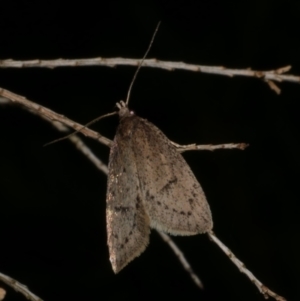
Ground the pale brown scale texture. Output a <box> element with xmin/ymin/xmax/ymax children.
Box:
<box><xmin>106</xmin><ymin>117</ymin><xmax>150</xmax><ymax>273</ymax></box>
<box><xmin>106</xmin><ymin>106</ymin><xmax>213</xmax><ymax>273</ymax></box>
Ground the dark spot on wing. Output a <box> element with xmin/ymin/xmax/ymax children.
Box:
<box><xmin>159</xmin><ymin>177</ymin><xmax>178</xmax><ymax>193</ymax></box>
<box><xmin>114</xmin><ymin>206</ymin><xmax>130</xmax><ymax>213</ymax></box>
<box><xmin>136</xmin><ymin>194</ymin><xmax>142</xmax><ymax>209</ymax></box>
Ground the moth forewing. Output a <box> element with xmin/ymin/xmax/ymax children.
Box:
<box><xmin>106</xmin><ymin>114</ymin><xmax>151</xmax><ymax>273</ymax></box>
<box><xmin>131</xmin><ymin>115</ymin><xmax>213</xmax><ymax>235</ymax></box>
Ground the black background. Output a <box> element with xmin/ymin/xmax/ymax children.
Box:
<box><xmin>0</xmin><ymin>1</ymin><xmax>299</xmax><ymax>301</ymax></box>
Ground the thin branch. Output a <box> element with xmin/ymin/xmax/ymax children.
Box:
<box><xmin>43</xmin><ymin>111</ymin><xmax>117</xmax><ymax>147</ymax></box>
<box><xmin>157</xmin><ymin>231</ymin><xmax>203</xmax><ymax>289</ymax></box>
<box><xmin>0</xmin><ymin>87</ymin><xmax>246</xmax><ymax>152</ymax></box>
<box><xmin>0</xmin><ymin>58</ymin><xmax>298</xmax><ymax>86</ymax></box>
<box><xmin>0</xmin><ymin>272</ymin><xmax>43</xmax><ymax>301</ymax></box>
<box><xmin>1</xmin><ymin>89</ymin><xmax>109</xmax><ymax>174</ymax></box>
<box><xmin>208</xmin><ymin>231</ymin><xmax>286</xmax><ymax>301</ymax></box>
<box><xmin>266</xmin><ymin>80</ymin><xmax>282</xmax><ymax>95</ymax></box>
<box><xmin>0</xmin><ymin>87</ymin><xmax>113</xmax><ymax>148</ymax></box>
<box><xmin>171</xmin><ymin>142</ymin><xmax>249</xmax><ymax>152</ymax></box>
<box><xmin>50</xmin><ymin>121</ymin><xmax>109</xmax><ymax>175</ymax></box>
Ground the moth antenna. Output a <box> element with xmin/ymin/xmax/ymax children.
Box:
<box><xmin>44</xmin><ymin>111</ymin><xmax>117</xmax><ymax>147</ymax></box>
<box><xmin>125</xmin><ymin>21</ymin><xmax>161</xmax><ymax>106</ymax></box>
<box><xmin>46</xmin><ymin>23</ymin><xmax>160</xmax><ymax>147</ymax></box>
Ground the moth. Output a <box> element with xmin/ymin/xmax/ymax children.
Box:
<box><xmin>106</xmin><ymin>101</ymin><xmax>213</xmax><ymax>273</ymax></box>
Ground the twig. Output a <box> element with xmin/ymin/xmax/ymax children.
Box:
<box><xmin>266</xmin><ymin>80</ymin><xmax>282</xmax><ymax>95</ymax></box>
<box><xmin>0</xmin><ymin>58</ymin><xmax>297</xmax><ymax>87</ymax></box>
<box><xmin>0</xmin><ymin>272</ymin><xmax>42</xmax><ymax>301</ymax></box>
<box><xmin>157</xmin><ymin>231</ymin><xmax>203</xmax><ymax>289</ymax></box>
<box><xmin>1</xmin><ymin>89</ymin><xmax>109</xmax><ymax>174</ymax></box>
<box><xmin>50</xmin><ymin>121</ymin><xmax>109</xmax><ymax>175</ymax></box>
<box><xmin>0</xmin><ymin>87</ymin><xmax>113</xmax><ymax>148</ymax></box>
<box><xmin>43</xmin><ymin>111</ymin><xmax>117</xmax><ymax>147</ymax></box>
<box><xmin>0</xmin><ymin>87</ymin><xmax>246</xmax><ymax>152</ymax></box>
<box><xmin>172</xmin><ymin>142</ymin><xmax>249</xmax><ymax>152</ymax></box>
<box><xmin>208</xmin><ymin>231</ymin><xmax>286</xmax><ymax>301</ymax></box>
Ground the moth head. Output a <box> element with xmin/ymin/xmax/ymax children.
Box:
<box><xmin>116</xmin><ymin>101</ymin><xmax>135</xmax><ymax>119</ymax></box>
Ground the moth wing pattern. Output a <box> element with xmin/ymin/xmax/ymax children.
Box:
<box><xmin>106</xmin><ymin>118</ymin><xmax>150</xmax><ymax>273</ymax></box>
<box><xmin>131</xmin><ymin>116</ymin><xmax>213</xmax><ymax>235</ymax></box>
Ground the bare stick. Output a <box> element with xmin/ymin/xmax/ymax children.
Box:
<box><xmin>0</xmin><ymin>87</ymin><xmax>113</xmax><ymax>148</ymax></box>
<box><xmin>208</xmin><ymin>231</ymin><xmax>286</xmax><ymax>301</ymax></box>
<box><xmin>157</xmin><ymin>231</ymin><xmax>203</xmax><ymax>289</ymax></box>
<box><xmin>266</xmin><ymin>80</ymin><xmax>281</xmax><ymax>95</ymax></box>
<box><xmin>171</xmin><ymin>141</ymin><xmax>249</xmax><ymax>152</ymax></box>
<box><xmin>44</xmin><ymin>111</ymin><xmax>117</xmax><ymax>147</ymax></box>
<box><xmin>0</xmin><ymin>58</ymin><xmax>297</xmax><ymax>87</ymax></box>
<box><xmin>49</xmin><ymin>121</ymin><xmax>109</xmax><ymax>175</ymax></box>
<box><xmin>0</xmin><ymin>87</ymin><xmax>245</xmax><ymax>152</ymax></box>
<box><xmin>0</xmin><ymin>272</ymin><xmax>43</xmax><ymax>301</ymax></box>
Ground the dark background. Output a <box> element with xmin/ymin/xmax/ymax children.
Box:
<box><xmin>0</xmin><ymin>1</ymin><xmax>299</xmax><ymax>301</ymax></box>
